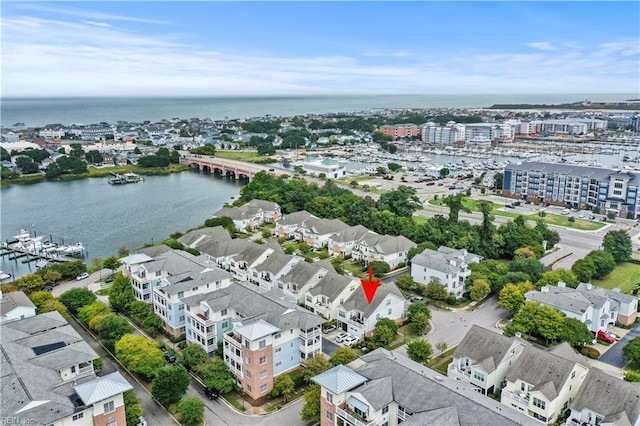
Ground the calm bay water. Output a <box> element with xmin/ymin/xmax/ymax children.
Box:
<box><xmin>2</xmin><ymin>94</ymin><xmax>636</xmax><ymax>127</ymax></box>
<box><xmin>1</xmin><ymin>171</ymin><xmax>243</xmax><ymax>279</ymax></box>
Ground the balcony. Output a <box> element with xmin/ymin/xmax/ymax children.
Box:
<box><xmin>336</xmin><ymin>407</ymin><xmax>375</xmax><ymax>426</ymax></box>
<box><xmin>313</xmin><ymin>302</ymin><xmax>331</xmax><ymax>316</ymax></box>
<box><xmin>300</xmin><ymin>327</ymin><xmax>321</xmax><ymax>340</ymax></box>
<box><xmin>448</xmin><ymin>364</ymin><xmax>471</xmax><ymax>379</ymax></box>
<box><xmin>502</xmin><ymin>389</ymin><xmax>530</xmax><ymax>406</ymax></box>
<box><xmin>348</xmin><ymin>316</ymin><xmax>365</xmax><ymax>326</ymax></box>
<box><xmin>224</xmin><ymin>332</ymin><xmax>242</xmax><ymax>349</ymax></box>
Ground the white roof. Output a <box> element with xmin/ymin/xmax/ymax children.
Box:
<box><xmin>119</xmin><ymin>253</ymin><xmax>153</xmax><ymax>265</ymax></box>
<box><xmin>74</xmin><ymin>372</ymin><xmax>133</xmax><ymax>405</ymax></box>
<box><xmin>312</xmin><ymin>365</ymin><xmax>368</xmax><ymax>394</ymax></box>
<box><xmin>234</xmin><ymin>319</ymin><xmax>280</xmax><ymax>341</ymax></box>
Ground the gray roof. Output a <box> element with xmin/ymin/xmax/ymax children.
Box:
<box><xmin>341</xmin><ymin>281</ymin><xmax>404</xmax><ymax>317</ymax></box>
<box><xmin>0</xmin><ymin>291</ymin><xmax>36</xmax><ymax>316</ymax></box>
<box><xmin>505</xmin><ymin>343</ymin><xmax>586</xmax><ymax>401</ymax></box>
<box><xmin>213</xmin><ymin>199</ymin><xmax>280</xmax><ymax>221</ymax></box>
<box><xmin>158</xmin><ymin>267</ymin><xmax>232</xmax><ymax>296</ymax></box>
<box><xmin>305</xmin><ymin>217</ymin><xmax>350</xmax><ymax>236</ymax></box>
<box><xmin>143</xmin><ymin>248</ymin><xmax>219</xmax><ymax>275</ymax></box>
<box><xmin>119</xmin><ymin>253</ymin><xmax>153</xmax><ymax>266</ymax></box>
<box><xmin>185</xmin><ymin>282</ymin><xmax>324</xmax><ymax>332</ymax></box>
<box><xmin>245</xmin><ymin>199</ymin><xmax>280</xmax><ymax>211</ymax></box>
<box><xmin>235</xmin><ymin>319</ymin><xmax>281</xmax><ymax>340</ymax></box>
<box><xmin>309</xmin><ymin>272</ymin><xmax>355</xmax><ymax>301</ymax></box>
<box><xmin>454</xmin><ymin>325</ymin><xmax>522</xmax><ymax>374</ymax></box>
<box><xmin>576</xmin><ymin>282</ymin><xmax>638</xmax><ymax>304</ymax></box>
<box><xmin>74</xmin><ymin>372</ymin><xmax>133</xmax><ymax>405</ymax></box>
<box><xmin>254</xmin><ymin>252</ymin><xmax>299</xmax><ymax>275</ymax></box>
<box><xmin>312</xmin><ymin>364</ymin><xmax>368</xmax><ymax>394</ymax></box>
<box><xmin>230</xmin><ymin>242</ymin><xmax>274</xmax><ymax>266</ymax></box>
<box><xmin>276</xmin><ymin>210</ymin><xmax>315</xmax><ymax>226</ymax></box>
<box><xmin>198</xmin><ymin>238</ymin><xmax>254</xmax><ymax>259</ymax></box>
<box><xmin>135</xmin><ymin>244</ymin><xmax>172</xmax><ymax>258</ymax></box>
<box><xmin>178</xmin><ymin>226</ymin><xmax>231</xmax><ymax>248</ymax></box>
<box><xmin>350</xmin><ymin>349</ymin><xmax>532</xmax><ymax>425</ymax></box>
<box><xmin>356</xmin><ymin>376</ymin><xmax>394</xmax><ymax>410</ymax></box>
<box><xmin>411</xmin><ymin>246</ymin><xmax>480</xmax><ymax>274</ymax></box>
<box><xmin>526</xmin><ymin>286</ymin><xmax>594</xmax><ymax>314</ymax></box>
<box><xmin>507</xmin><ymin>161</ymin><xmax>640</xmax><ymax>186</ymax></box>
<box><xmin>570</xmin><ymin>368</ymin><xmax>640</xmax><ymax>425</ymax></box>
<box><xmin>359</xmin><ymin>233</ymin><xmax>417</xmax><ymax>255</ymax></box>
<box><xmin>331</xmin><ymin>225</ymin><xmax>373</xmax><ymax>243</ymax></box>
<box><xmin>280</xmin><ymin>261</ymin><xmax>328</xmax><ymax>287</ymax></box>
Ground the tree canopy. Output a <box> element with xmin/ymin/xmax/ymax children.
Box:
<box><xmin>603</xmin><ymin>230</ymin><xmax>632</xmax><ymax>263</ymax></box>
<box><xmin>406</xmin><ymin>339</ymin><xmax>433</xmax><ymax>364</ymax></box>
<box><xmin>152</xmin><ymin>365</ymin><xmax>191</xmax><ymax>406</ymax></box>
<box><xmin>115</xmin><ymin>334</ymin><xmax>166</xmax><ymax>379</ymax></box>
<box><xmin>199</xmin><ymin>358</ymin><xmax>235</xmax><ymax>393</ymax></box>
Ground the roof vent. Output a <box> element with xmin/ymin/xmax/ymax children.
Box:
<box><xmin>434</xmin><ymin>375</ymin><xmax>444</xmax><ymax>382</ymax></box>
<box><xmin>515</xmin><ymin>332</ymin><xmax>522</xmax><ymax>339</ymax></box>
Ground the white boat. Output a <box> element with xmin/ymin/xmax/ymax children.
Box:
<box><xmin>13</xmin><ymin>229</ymin><xmax>31</xmax><ymax>242</ymax></box>
<box><xmin>63</xmin><ymin>242</ymin><xmax>86</xmax><ymax>256</ymax></box>
<box><xmin>0</xmin><ymin>271</ymin><xmax>12</xmax><ymax>281</ymax></box>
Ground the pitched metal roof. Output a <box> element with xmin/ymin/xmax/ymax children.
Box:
<box><xmin>74</xmin><ymin>372</ymin><xmax>133</xmax><ymax>405</ymax></box>
<box><xmin>312</xmin><ymin>365</ymin><xmax>368</xmax><ymax>394</ymax></box>
<box><xmin>235</xmin><ymin>319</ymin><xmax>280</xmax><ymax>341</ymax></box>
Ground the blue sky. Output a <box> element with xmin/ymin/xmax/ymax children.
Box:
<box><xmin>2</xmin><ymin>1</ymin><xmax>639</xmax><ymax>96</ymax></box>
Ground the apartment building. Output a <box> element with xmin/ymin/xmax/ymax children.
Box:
<box><xmin>352</xmin><ymin>233</ymin><xmax>416</xmax><ymax>270</ymax></box>
<box><xmin>503</xmin><ymin>162</ymin><xmax>640</xmax><ymax>217</ymax></box>
<box><xmin>296</xmin><ymin>217</ymin><xmax>350</xmax><ymax>249</ymax></box>
<box><xmin>212</xmin><ymin>199</ymin><xmax>281</xmax><ymax>232</ymax></box>
<box><xmin>464</xmin><ymin>123</ymin><xmax>514</xmax><ymax>143</ymax></box>
<box><xmin>313</xmin><ymin>349</ymin><xmax>535</xmax><ymax>426</ymax></box>
<box><xmin>378</xmin><ymin>124</ymin><xmax>421</xmax><ymax>140</ymax></box>
<box><xmin>182</xmin><ymin>282</ymin><xmax>324</xmax><ymax>400</ymax></box>
<box><xmin>421</xmin><ymin>122</ymin><xmax>465</xmax><ymax>145</ymax></box>
<box><xmin>410</xmin><ymin>246</ymin><xmax>482</xmax><ymax>297</ymax></box>
<box><xmin>1</xmin><ymin>312</ymin><xmax>133</xmax><ymax>426</ymax></box>
<box><xmin>303</xmin><ymin>272</ymin><xmax>360</xmax><ymax>320</ymax></box>
<box><xmin>327</xmin><ymin>225</ymin><xmax>373</xmax><ymax>259</ymax></box>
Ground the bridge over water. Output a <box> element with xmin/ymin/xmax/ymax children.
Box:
<box><xmin>180</xmin><ymin>154</ymin><xmax>288</xmax><ymax>181</ymax></box>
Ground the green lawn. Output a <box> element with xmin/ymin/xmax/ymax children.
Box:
<box><xmin>592</xmin><ymin>262</ymin><xmax>640</xmax><ymax>294</ymax></box>
<box><xmin>541</xmin><ymin>213</ymin><xmax>605</xmax><ymax>231</ymax></box>
<box><xmin>215</xmin><ymin>150</ymin><xmax>276</xmax><ymax>163</ymax></box>
<box><xmin>343</xmin><ymin>262</ymin><xmax>364</xmax><ymax>278</ymax></box>
<box><xmin>336</xmin><ymin>175</ymin><xmax>375</xmax><ymax>184</ymax></box>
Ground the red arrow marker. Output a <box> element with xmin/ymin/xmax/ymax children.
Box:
<box><xmin>361</xmin><ymin>267</ymin><xmax>380</xmax><ymax>304</ymax></box>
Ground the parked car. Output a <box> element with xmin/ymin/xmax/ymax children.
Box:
<box><xmin>505</xmin><ymin>204</ymin><xmax>515</xmax><ymax>209</ymax></box>
<box><xmin>426</xmin><ymin>181</ymin><xmax>436</xmax><ymax>186</ymax></box>
<box><xmin>335</xmin><ymin>332</ymin><xmax>349</xmax><ymax>343</ymax></box>
<box><xmin>410</xmin><ymin>296</ymin><xmax>425</xmax><ymax>303</ymax></box>
<box><xmin>596</xmin><ymin>330</ymin><xmax>616</xmax><ymax>344</ymax></box>
<box><xmin>204</xmin><ymin>387</ymin><xmax>219</xmax><ymax>399</ymax></box>
<box><xmin>76</xmin><ymin>272</ymin><xmax>89</xmax><ymax>281</ymax></box>
<box><xmin>164</xmin><ymin>352</ymin><xmax>176</xmax><ymax>363</ymax></box>
<box><xmin>43</xmin><ymin>284</ymin><xmax>54</xmax><ymax>292</ymax></box>
<box><xmin>561</xmin><ymin>209</ymin><xmax>571</xmax><ymax>215</ymax></box>
<box><xmin>105</xmin><ymin>275</ymin><xmax>115</xmax><ymax>283</ymax></box>
<box><xmin>512</xmin><ymin>201</ymin><xmax>521</xmax><ymax>207</ymax></box>
<box><xmin>578</xmin><ymin>213</ymin><xmax>585</xmax><ymax>218</ymax></box>
<box><xmin>322</xmin><ymin>324</ymin><xmax>337</xmax><ymax>334</ymax></box>
<box><xmin>343</xmin><ymin>335</ymin><xmax>360</xmax><ymax>347</ymax></box>
<box><xmin>136</xmin><ymin>417</ymin><xmax>147</xmax><ymax>426</ymax></box>
<box><xmin>605</xmin><ymin>331</ymin><xmax>620</xmax><ymax>341</ymax></box>
<box><xmin>589</xmin><ymin>215</ymin><xmax>596</xmax><ymax>220</ymax></box>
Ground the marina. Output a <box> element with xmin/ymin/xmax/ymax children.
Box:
<box><xmin>1</xmin><ymin>228</ymin><xmax>86</xmax><ymax>270</ymax></box>
<box><xmin>108</xmin><ymin>171</ymin><xmax>144</xmax><ymax>184</ymax></box>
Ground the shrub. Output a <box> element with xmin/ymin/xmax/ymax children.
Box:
<box><xmin>624</xmin><ymin>371</ymin><xmax>640</xmax><ymax>382</ymax></box>
<box><xmin>580</xmin><ymin>347</ymin><xmax>600</xmax><ymax>359</ymax></box>
<box><xmin>446</xmin><ymin>295</ymin><xmax>459</xmax><ymax>306</ymax></box>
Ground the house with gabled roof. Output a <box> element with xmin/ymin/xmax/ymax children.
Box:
<box><xmin>278</xmin><ymin>260</ymin><xmax>332</xmax><ymax>302</ymax></box>
<box><xmin>327</xmin><ymin>225</ymin><xmax>373</xmax><ymax>259</ymax></box>
<box><xmin>303</xmin><ymin>272</ymin><xmax>360</xmax><ymax>320</ymax></box>
<box><xmin>337</xmin><ymin>281</ymin><xmax>406</xmax><ymax>338</ymax></box>
<box><xmin>576</xmin><ymin>282</ymin><xmax>638</xmax><ymax>326</ymax></box>
<box><xmin>0</xmin><ymin>290</ymin><xmax>36</xmax><ymax>323</ymax></box>
<box><xmin>250</xmin><ymin>251</ymin><xmax>302</xmax><ymax>290</ymax></box>
<box><xmin>501</xmin><ymin>342</ymin><xmax>590</xmax><ymax>424</ymax></box>
<box><xmin>568</xmin><ymin>368</ymin><xmax>640</xmax><ymax>426</ymax></box>
<box><xmin>178</xmin><ymin>226</ymin><xmax>232</xmax><ymax>249</ymax></box>
<box><xmin>313</xmin><ymin>349</ymin><xmax>536</xmax><ymax>426</ymax></box>
<box><xmin>297</xmin><ymin>217</ymin><xmax>350</xmax><ymax>249</ymax></box>
<box><xmin>449</xmin><ymin>325</ymin><xmax>528</xmax><ymax>395</ymax></box>
<box><xmin>1</xmin><ymin>312</ymin><xmax>133</xmax><ymax>426</ymax></box>
<box><xmin>411</xmin><ymin>246</ymin><xmax>482</xmax><ymax>297</ymax></box>
<box><xmin>353</xmin><ymin>233</ymin><xmax>417</xmax><ymax>269</ymax></box>
<box><xmin>211</xmin><ymin>199</ymin><xmax>281</xmax><ymax>232</ymax></box>
<box><xmin>275</xmin><ymin>210</ymin><xmax>315</xmax><ymax>239</ymax></box>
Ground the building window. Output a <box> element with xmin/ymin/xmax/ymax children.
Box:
<box><xmin>275</xmin><ymin>361</ymin><xmax>282</xmax><ymax>367</ymax></box>
<box><xmin>327</xmin><ymin>392</ymin><xmax>333</xmax><ymax>403</ymax></box>
<box><xmin>382</xmin><ymin>405</ymin><xmax>388</xmax><ymax>414</ymax></box>
<box><xmin>326</xmin><ymin>411</ymin><xmax>333</xmax><ymax>421</ymax></box>
<box><xmin>246</xmin><ymin>371</ymin><xmax>252</xmax><ymax>379</ymax></box>
<box><xmin>259</xmin><ymin>340</ymin><xmax>266</xmax><ymax>349</ymax></box>
<box><xmin>275</xmin><ymin>347</ymin><xmax>282</xmax><ymax>353</ymax></box>
<box><xmin>386</xmin><ymin>299</ymin><xmax>391</xmax><ymax>306</ymax></box>
<box><xmin>221</xmin><ymin>309</ymin><xmax>227</xmax><ymax>316</ymax></box>
<box><xmin>532</xmin><ymin>397</ymin><xmax>546</xmax><ymax>410</ymax></box>
<box><xmin>103</xmin><ymin>400</ymin><xmax>115</xmax><ymax>414</ymax></box>
<box><xmin>571</xmin><ymin>370</ymin><xmax>576</xmax><ymax>379</ymax></box>
<box><xmin>71</xmin><ymin>366</ymin><xmax>76</xmax><ymax>373</ymax></box>
<box><xmin>259</xmin><ymin>356</ymin><xmax>267</xmax><ymax>364</ymax></box>
<box><xmin>260</xmin><ymin>370</ymin><xmax>267</xmax><ymax>379</ymax></box>
<box><xmin>274</xmin><ymin>333</ymin><xmax>281</xmax><ymax>339</ymax></box>
<box><xmin>244</xmin><ymin>340</ymin><xmax>250</xmax><ymax>349</ymax></box>
<box><xmin>246</xmin><ymin>385</ymin><xmax>252</xmax><ymax>393</ymax></box>
<box><xmin>260</xmin><ymin>384</ymin><xmax>268</xmax><ymax>393</ymax></box>
<box><xmin>106</xmin><ymin>421</ymin><xmax>116</xmax><ymax>426</ymax></box>
<box><xmin>388</xmin><ymin>308</ymin><xmax>392</xmax><ymax>315</ymax></box>
<box><xmin>72</xmin><ymin>413</ymin><xmax>84</xmax><ymax>421</ymax></box>
<box><xmin>473</xmin><ymin>371</ymin><xmax>485</xmax><ymax>382</ymax></box>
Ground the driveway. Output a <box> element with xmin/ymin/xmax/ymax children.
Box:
<box><xmin>322</xmin><ymin>337</ymin><xmax>340</xmax><ymax>356</ymax></box>
<box><xmin>51</xmin><ymin>268</ymin><xmax>111</xmax><ymax>296</ymax></box>
<box><xmin>599</xmin><ymin>322</ymin><xmax>640</xmax><ymax>368</ymax></box>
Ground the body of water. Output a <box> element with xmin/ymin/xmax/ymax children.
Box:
<box><xmin>2</xmin><ymin>94</ymin><xmax>636</xmax><ymax>127</ymax></box>
<box><xmin>1</xmin><ymin>170</ymin><xmax>243</xmax><ymax>280</ymax></box>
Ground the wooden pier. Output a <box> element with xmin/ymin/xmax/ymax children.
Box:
<box><xmin>1</xmin><ymin>244</ymin><xmax>78</xmax><ymax>264</ymax></box>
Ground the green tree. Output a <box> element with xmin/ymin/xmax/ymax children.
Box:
<box><xmin>406</xmin><ymin>302</ymin><xmax>431</xmax><ymax>322</ymax></box>
<box><xmin>536</xmin><ymin>269</ymin><xmax>579</xmax><ymax>289</ymax></box>
<box><xmin>29</xmin><ymin>291</ymin><xmax>55</xmax><ymax>311</ymax></box>
<box><xmin>435</xmin><ymin>340</ymin><xmax>448</xmax><ymax>356</ymax></box>
<box><xmin>142</xmin><ymin>314</ymin><xmax>165</xmax><ymax>337</ymax></box>
<box><xmin>369</xmin><ymin>260</ymin><xmax>390</xmax><ymax>276</ymax></box>
<box><xmin>199</xmin><ymin>358</ymin><xmax>235</xmax><ymax>393</ymax></box>
<box><xmin>439</xmin><ymin>167</ymin><xmax>450</xmax><ymax>178</ymax></box>
<box><xmin>109</xmin><ymin>273</ymin><xmax>135</xmax><ymax>313</ymax></box>
<box><xmin>115</xmin><ymin>334</ymin><xmax>166</xmax><ymax>379</ymax></box>
<box><xmin>85</xmin><ymin>150</ymin><xmax>103</xmax><ymax>164</ymax></box>
<box><xmin>443</xmin><ymin>193</ymin><xmax>470</xmax><ymax>224</ymax></box>
<box><xmin>494</xmin><ymin>172</ymin><xmax>504</xmax><ymax>189</ymax></box>
<box><xmin>560</xmin><ymin>317</ymin><xmax>593</xmax><ymax>349</ymax></box>
<box><xmin>272</xmin><ymin>374</ymin><xmax>295</xmax><ymax>402</ymax></box>
<box><xmin>469</xmin><ymin>279</ymin><xmax>491</xmax><ymax>301</ymax></box>
<box><xmin>93</xmin><ymin>314</ymin><xmax>133</xmax><ymax>351</ymax></box>
<box><xmin>123</xmin><ymin>390</ymin><xmax>143</xmax><ymax>426</ymax></box>
<box><xmin>176</xmin><ymin>397</ymin><xmax>205</xmax><ymax>426</ymax></box>
<box><xmin>103</xmin><ymin>256</ymin><xmax>121</xmax><ymax>273</ymax></box>
<box><xmin>623</xmin><ymin>337</ymin><xmax>640</xmax><ymax>366</ymax></box>
<box><xmin>152</xmin><ymin>365</ymin><xmax>191</xmax><ymax>406</ymax></box>
<box><xmin>508</xmin><ymin>302</ymin><xmax>539</xmax><ymax>335</ymax></box>
<box><xmin>182</xmin><ymin>344</ymin><xmax>209</xmax><ymax>371</ymax></box>
<box><xmin>586</xmin><ymin>250</ymin><xmax>616</xmax><ymax>278</ymax></box>
<box><xmin>77</xmin><ymin>302</ymin><xmax>112</xmax><ymax>328</ymax></box>
<box><xmin>169</xmin><ymin>150</ymin><xmax>181</xmax><ymax>164</ymax></box>
<box><xmin>42</xmin><ymin>269</ymin><xmax>62</xmax><ymax>285</ymax></box>
<box><xmin>509</xmin><ymin>257</ymin><xmax>545</xmax><ymax>283</ymax></box>
<box><xmin>15</xmin><ymin>273</ymin><xmax>46</xmax><ymax>294</ymax></box>
<box><xmin>300</xmin><ymin>384</ymin><xmax>321</xmax><ymax>422</ymax></box>
<box><xmin>395</xmin><ymin>274</ymin><xmax>417</xmax><ymax>292</ymax></box>
<box><xmin>60</xmin><ymin>287</ymin><xmax>97</xmax><ymax>314</ymax></box>
<box><xmin>534</xmin><ymin>305</ymin><xmax>565</xmax><ymax>345</ymax></box>
<box><xmin>371</xmin><ymin>318</ymin><xmax>398</xmax><ymax>348</ymax></box>
<box><xmin>572</xmin><ymin>257</ymin><xmax>597</xmax><ymax>283</ymax></box>
<box><xmin>603</xmin><ymin>230</ymin><xmax>632</xmax><ymax>262</ymax></box>
<box><xmin>498</xmin><ymin>282</ymin><xmax>534</xmax><ymax>315</ymax></box>
<box><xmin>128</xmin><ymin>300</ymin><xmax>151</xmax><ymax>324</ymax></box>
<box><xmin>70</xmin><ymin>143</ymin><xmax>85</xmax><ymax>158</ymax></box>
<box><xmin>424</xmin><ymin>279</ymin><xmax>448</xmax><ymax>301</ymax></box>
<box><xmin>376</xmin><ymin>186</ymin><xmax>422</xmax><ymax>217</ymax></box>
<box><xmin>406</xmin><ymin>339</ymin><xmax>433</xmax><ymax>364</ymax></box>
<box><xmin>387</xmin><ymin>162</ymin><xmax>402</xmax><ymax>172</ymax></box>
<box><xmin>301</xmin><ymin>354</ymin><xmax>332</xmax><ymax>383</ymax></box>
<box><xmin>15</xmin><ymin>156</ymin><xmax>40</xmax><ymax>174</ymax></box>
<box><xmin>411</xmin><ymin>312</ymin><xmax>430</xmax><ymax>335</ymax></box>
<box><xmin>330</xmin><ymin>347</ymin><xmax>359</xmax><ymax>366</ymax></box>
<box><xmin>40</xmin><ymin>299</ymin><xmax>71</xmax><ymax>319</ymax></box>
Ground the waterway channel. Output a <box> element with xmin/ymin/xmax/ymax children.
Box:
<box><xmin>1</xmin><ymin>170</ymin><xmax>243</xmax><ymax>280</ymax></box>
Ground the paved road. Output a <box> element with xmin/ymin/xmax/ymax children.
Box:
<box><xmin>395</xmin><ymin>295</ymin><xmax>509</xmax><ymax>358</ymax></box>
<box><xmin>66</xmin><ymin>316</ymin><xmax>176</xmax><ymax>425</ymax></box>
<box><xmin>599</xmin><ymin>322</ymin><xmax>640</xmax><ymax>368</ymax></box>
<box><xmin>322</xmin><ymin>336</ymin><xmax>340</xmax><ymax>356</ymax></box>
<box><xmin>51</xmin><ymin>268</ymin><xmax>111</xmax><ymax>296</ymax></box>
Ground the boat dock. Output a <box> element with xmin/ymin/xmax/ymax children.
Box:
<box><xmin>0</xmin><ymin>244</ymin><xmax>77</xmax><ymax>264</ymax></box>
<box><xmin>2</xmin><ymin>228</ymin><xmax>86</xmax><ymax>268</ymax></box>
<box><xmin>109</xmin><ymin>172</ymin><xmax>144</xmax><ymax>184</ymax></box>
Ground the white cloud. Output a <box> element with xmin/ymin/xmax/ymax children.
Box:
<box><xmin>1</xmin><ymin>16</ymin><xmax>638</xmax><ymax>96</ymax></box>
<box><xmin>12</xmin><ymin>3</ymin><xmax>170</xmax><ymax>25</ymax></box>
<box><xmin>526</xmin><ymin>42</ymin><xmax>556</xmax><ymax>51</ymax></box>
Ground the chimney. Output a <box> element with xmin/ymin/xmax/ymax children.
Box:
<box><xmin>515</xmin><ymin>332</ymin><xmax>522</xmax><ymax>339</ymax></box>
<box><xmin>541</xmin><ymin>286</ymin><xmax>549</xmax><ymax>293</ymax></box>
<box><xmin>586</xmin><ymin>283</ymin><xmax>593</xmax><ymax>290</ymax></box>
<box><xmin>558</xmin><ymin>281</ymin><xmax>566</xmax><ymax>288</ymax></box>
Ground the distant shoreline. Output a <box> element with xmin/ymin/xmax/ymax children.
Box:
<box><xmin>488</xmin><ymin>100</ymin><xmax>640</xmax><ymax>110</ymax></box>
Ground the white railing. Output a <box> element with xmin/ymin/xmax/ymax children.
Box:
<box><xmin>336</xmin><ymin>407</ymin><xmax>376</xmax><ymax>426</ymax></box>
<box><xmin>502</xmin><ymin>389</ymin><xmax>530</xmax><ymax>406</ymax></box>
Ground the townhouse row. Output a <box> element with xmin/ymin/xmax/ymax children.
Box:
<box><xmin>448</xmin><ymin>325</ymin><xmax>640</xmax><ymax>425</ymax></box>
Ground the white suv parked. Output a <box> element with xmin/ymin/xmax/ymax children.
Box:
<box><xmin>343</xmin><ymin>335</ymin><xmax>360</xmax><ymax>346</ymax></box>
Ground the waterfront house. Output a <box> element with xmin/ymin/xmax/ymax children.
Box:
<box><xmin>152</xmin><ymin>267</ymin><xmax>233</xmax><ymax>337</ymax></box>
<box><xmin>182</xmin><ymin>282</ymin><xmax>323</xmax><ymax>400</ymax></box>
<box><xmin>449</xmin><ymin>325</ymin><xmax>528</xmax><ymax>395</ymax></box>
<box><xmin>0</xmin><ymin>290</ymin><xmax>36</xmax><ymax>323</ymax></box>
<box><xmin>274</xmin><ymin>210</ymin><xmax>315</xmax><ymax>239</ymax></box>
<box><xmin>410</xmin><ymin>246</ymin><xmax>482</xmax><ymax>297</ymax></box>
<box><xmin>568</xmin><ymin>368</ymin><xmax>640</xmax><ymax>426</ymax></box>
<box><xmin>336</xmin><ymin>281</ymin><xmax>405</xmax><ymax>338</ymax></box>
<box><xmin>212</xmin><ymin>199</ymin><xmax>281</xmax><ymax>232</ymax></box>
<box><xmin>501</xmin><ymin>343</ymin><xmax>589</xmax><ymax>424</ymax></box>
<box><xmin>312</xmin><ymin>349</ymin><xmax>534</xmax><ymax>426</ymax></box>
<box><xmin>178</xmin><ymin>226</ymin><xmax>232</xmax><ymax>249</ymax></box>
<box><xmin>352</xmin><ymin>233</ymin><xmax>416</xmax><ymax>269</ymax></box>
<box><xmin>1</xmin><ymin>312</ymin><xmax>133</xmax><ymax>426</ymax></box>
<box><xmin>38</xmin><ymin>124</ymin><xmax>66</xmax><ymax>139</ymax></box>
<box><xmin>201</xmin><ymin>239</ymin><xmax>282</xmax><ymax>282</ymax></box>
